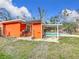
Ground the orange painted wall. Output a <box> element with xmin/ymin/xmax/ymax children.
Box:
<box><xmin>32</xmin><ymin>23</ymin><xmax>42</xmax><ymax>39</ymax></box>
<box><xmin>1</xmin><ymin>21</ymin><xmax>42</xmax><ymax>39</ymax></box>
<box><xmin>3</xmin><ymin>22</ymin><xmax>21</xmax><ymax>37</ymax></box>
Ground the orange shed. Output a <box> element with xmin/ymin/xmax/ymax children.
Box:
<box><xmin>30</xmin><ymin>20</ymin><xmax>42</xmax><ymax>39</ymax></box>
<box><xmin>0</xmin><ymin>19</ymin><xmax>26</xmax><ymax>37</ymax></box>
<box><xmin>21</xmin><ymin>20</ymin><xmax>43</xmax><ymax>39</ymax></box>
<box><xmin>0</xmin><ymin>20</ymin><xmax>43</xmax><ymax>39</ymax></box>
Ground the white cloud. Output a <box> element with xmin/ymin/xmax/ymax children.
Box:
<box><xmin>0</xmin><ymin>0</ymin><xmax>31</xmax><ymax>18</ymax></box>
<box><xmin>61</xmin><ymin>9</ymin><xmax>79</xmax><ymax>22</ymax></box>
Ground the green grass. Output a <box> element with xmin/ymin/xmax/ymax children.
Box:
<box><xmin>0</xmin><ymin>37</ymin><xmax>79</xmax><ymax>59</ymax></box>
<box><xmin>0</xmin><ymin>37</ymin><xmax>40</xmax><ymax>59</ymax></box>
<box><xmin>48</xmin><ymin>37</ymin><xmax>79</xmax><ymax>59</ymax></box>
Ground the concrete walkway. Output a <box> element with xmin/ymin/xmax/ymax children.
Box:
<box><xmin>16</xmin><ymin>34</ymin><xmax>79</xmax><ymax>43</ymax></box>
<box><xmin>17</xmin><ymin>37</ymin><xmax>59</xmax><ymax>43</ymax></box>
<box><xmin>42</xmin><ymin>37</ymin><xmax>59</xmax><ymax>43</ymax></box>
<box><xmin>60</xmin><ymin>34</ymin><xmax>79</xmax><ymax>37</ymax></box>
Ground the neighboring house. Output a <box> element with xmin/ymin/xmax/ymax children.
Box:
<box><xmin>0</xmin><ymin>19</ymin><xmax>42</xmax><ymax>40</ymax></box>
<box><xmin>0</xmin><ymin>19</ymin><xmax>26</xmax><ymax>37</ymax></box>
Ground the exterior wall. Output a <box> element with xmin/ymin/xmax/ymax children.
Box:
<box><xmin>32</xmin><ymin>23</ymin><xmax>42</xmax><ymax>39</ymax></box>
<box><xmin>3</xmin><ymin>22</ymin><xmax>21</xmax><ymax>37</ymax></box>
<box><xmin>20</xmin><ymin>23</ymin><xmax>26</xmax><ymax>31</ymax></box>
<box><xmin>20</xmin><ymin>23</ymin><xmax>26</xmax><ymax>36</ymax></box>
<box><xmin>0</xmin><ymin>24</ymin><xmax>3</xmax><ymax>36</ymax></box>
<box><xmin>20</xmin><ymin>24</ymin><xmax>31</xmax><ymax>37</ymax></box>
<box><xmin>24</xmin><ymin>25</ymin><xmax>31</xmax><ymax>36</ymax></box>
<box><xmin>0</xmin><ymin>20</ymin><xmax>43</xmax><ymax>39</ymax></box>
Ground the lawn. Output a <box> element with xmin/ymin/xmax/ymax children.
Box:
<box><xmin>0</xmin><ymin>37</ymin><xmax>79</xmax><ymax>59</ymax></box>
<box><xmin>0</xmin><ymin>37</ymin><xmax>40</xmax><ymax>59</ymax></box>
<box><xmin>48</xmin><ymin>37</ymin><xmax>79</xmax><ymax>59</ymax></box>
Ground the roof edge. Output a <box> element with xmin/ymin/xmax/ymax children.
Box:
<box><xmin>0</xmin><ymin>19</ymin><xmax>26</xmax><ymax>24</ymax></box>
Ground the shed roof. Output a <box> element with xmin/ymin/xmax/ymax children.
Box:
<box><xmin>0</xmin><ymin>19</ymin><xmax>26</xmax><ymax>24</ymax></box>
<box><xmin>43</xmin><ymin>24</ymin><xmax>62</xmax><ymax>27</ymax></box>
<box><xmin>28</xmin><ymin>20</ymin><xmax>42</xmax><ymax>23</ymax></box>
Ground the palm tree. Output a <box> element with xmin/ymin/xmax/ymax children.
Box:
<box><xmin>38</xmin><ymin>7</ymin><xmax>46</xmax><ymax>23</ymax></box>
<box><xmin>50</xmin><ymin>16</ymin><xmax>59</xmax><ymax>24</ymax></box>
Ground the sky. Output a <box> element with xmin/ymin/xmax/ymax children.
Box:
<box><xmin>12</xmin><ymin>0</ymin><xmax>79</xmax><ymax>18</ymax></box>
<box><xmin>0</xmin><ymin>0</ymin><xmax>31</xmax><ymax>19</ymax></box>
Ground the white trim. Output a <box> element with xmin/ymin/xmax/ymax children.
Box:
<box><xmin>57</xmin><ymin>24</ymin><xmax>59</xmax><ymax>40</ymax></box>
<box><xmin>31</xmin><ymin>24</ymin><xmax>33</xmax><ymax>38</ymax></box>
<box><xmin>41</xmin><ymin>24</ymin><xmax>42</xmax><ymax>39</ymax></box>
